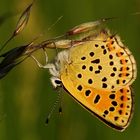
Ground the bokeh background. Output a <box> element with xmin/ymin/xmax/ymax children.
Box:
<box><xmin>0</xmin><ymin>0</ymin><xmax>140</xmax><ymax>140</ymax></box>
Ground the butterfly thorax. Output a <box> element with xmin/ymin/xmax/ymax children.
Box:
<box><xmin>49</xmin><ymin>49</ymin><xmax>71</xmax><ymax>88</ymax></box>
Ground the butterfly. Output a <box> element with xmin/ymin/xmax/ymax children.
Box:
<box><xmin>2</xmin><ymin>17</ymin><xmax>136</xmax><ymax>131</ymax></box>
<box><xmin>0</xmin><ymin>1</ymin><xmax>137</xmax><ymax>132</ymax></box>
<box><xmin>39</xmin><ymin>22</ymin><xmax>136</xmax><ymax>131</ymax></box>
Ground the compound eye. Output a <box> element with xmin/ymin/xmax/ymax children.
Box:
<box><xmin>55</xmin><ymin>79</ymin><xmax>62</xmax><ymax>85</ymax></box>
<box><xmin>51</xmin><ymin>77</ymin><xmax>62</xmax><ymax>88</ymax></box>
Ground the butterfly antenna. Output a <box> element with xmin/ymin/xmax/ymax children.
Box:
<box><xmin>58</xmin><ymin>89</ymin><xmax>63</xmax><ymax>114</ymax></box>
<box><xmin>45</xmin><ymin>91</ymin><xmax>62</xmax><ymax>125</ymax></box>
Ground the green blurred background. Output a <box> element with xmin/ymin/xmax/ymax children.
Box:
<box><xmin>0</xmin><ymin>0</ymin><xmax>140</xmax><ymax>140</ymax></box>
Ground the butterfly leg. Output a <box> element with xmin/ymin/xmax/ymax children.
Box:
<box><xmin>30</xmin><ymin>49</ymin><xmax>49</xmax><ymax>69</ymax></box>
<box><xmin>30</xmin><ymin>49</ymin><xmax>60</xmax><ymax>77</ymax></box>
